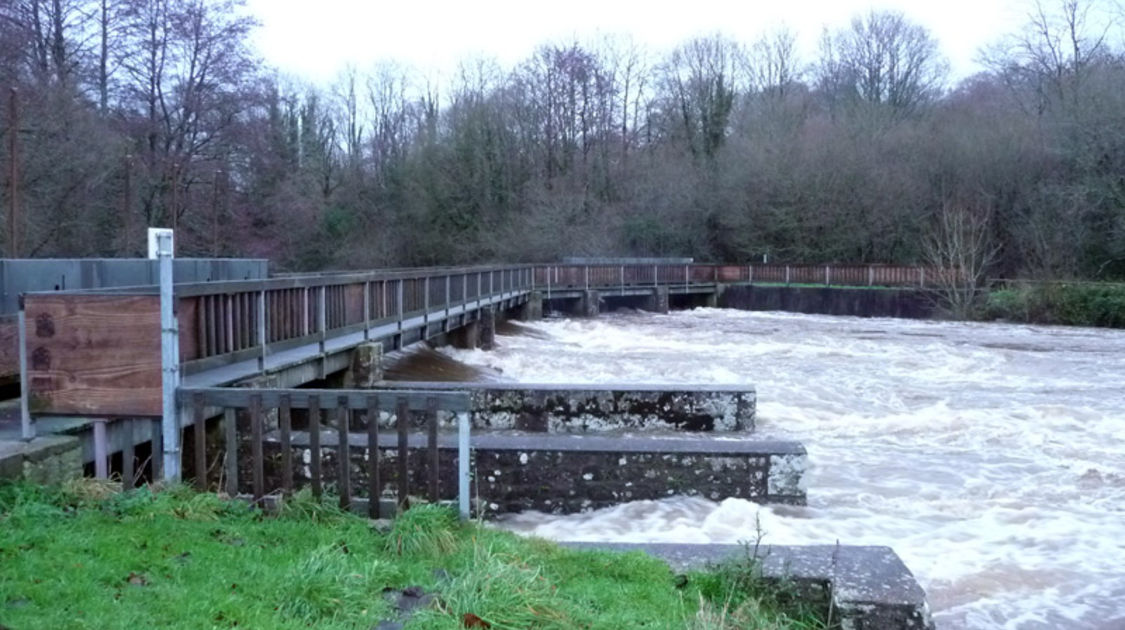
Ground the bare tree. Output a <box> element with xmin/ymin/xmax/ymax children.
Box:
<box><xmin>924</xmin><ymin>200</ymin><xmax>1000</xmax><ymax>317</ymax></box>
<box><xmin>816</xmin><ymin>10</ymin><xmax>948</xmax><ymax>117</ymax></box>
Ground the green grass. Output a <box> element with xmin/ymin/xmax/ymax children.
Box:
<box><xmin>0</xmin><ymin>481</ymin><xmax>829</xmax><ymax>630</ymax></box>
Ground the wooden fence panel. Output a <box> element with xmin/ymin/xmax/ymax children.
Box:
<box><xmin>25</xmin><ymin>294</ymin><xmax>161</xmax><ymax>416</ymax></box>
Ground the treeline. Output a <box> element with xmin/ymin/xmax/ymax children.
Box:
<box><xmin>1</xmin><ymin>0</ymin><xmax>1123</xmax><ymax>278</ymax></box>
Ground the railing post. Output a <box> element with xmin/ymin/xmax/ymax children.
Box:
<box><xmin>546</xmin><ymin>266</ymin><xmax>552</xmax><ymax>301</ymax></box>
<box><xmin>825</xmin><ymin>265</ymin><xmax>830</xmax><ymax>286</ymax></box>
<box><xmin>457</xmin><ymin>410</ymin><xmax>470</xmax><ymax>520</ymax></box>
<box><xmin>157</xmin><ymin>230</ymin><xmax>181</xmax><ymax>482</ymax></box>
<box><xmin>363</xmin><ymin>281</ymin><xmax>371</xmax><ymax>340</ymax></box>
<box><xmin>318</xmin><ymin>286</ymin><xmax>327</xmax><ymax>356</ymax></box>
<box><xmin>653</xmin><ymin>264</ymin><xmax>658</xmax><ymax>286</ymax></box>
<box><xmin>257</xmin><ymin>289</ymin><xmax>267</xmax><ymax>372</ymax></box>
<box><xmin>785</xmin><ymin>265</ymin><xmax>791</xmax><ymax>286</ymax></box>
<box><xmin>869</xmin><ymin>266</ymin><xmax>874</xmax><ymax>286</ymax></box>
<box><xmin>17</xmin><ymin>297</ymin><xmax>32</xmax><ymax>440</ymax></box>
<box><xmin>920</xmin><ymin>267</ymin><xmax>926</xmax><ymax>288</ymax></box>
<box><xmin>748</xmin><ymin>264</ymin><xmax>754</xmax><ymax>285</ymax></box>
<box><xmin>302</xmin><ymin>287</ymin><xmax>310</xmax><ymax>336</ymax></box>
<box><xmin>396</xmin><ymin>280</ymin><xmax>404</xmax><ymax>348</ymax></box>
<box><xmin>684</xmin><ymin>264</ymin><xmax>688</xmax><ymax>291</ymax></box>
<box><xmin>423</xmin><ymin>276</ymin><xmax>430</xmax><ymax>332</ymax></box>
<box><xmin>445</xmin><ymin>275</ymin><xmax>450</xmax><ymax>320</ymax></box>
<box><xmin>620</xmin><ymin>265</ymin><xmax>625</xmax><ymax>296</ymax></box>
<box><xmin>584</xmin><ymin>266</ymin><xmax>589</xmax><ymax>290</ymax></box>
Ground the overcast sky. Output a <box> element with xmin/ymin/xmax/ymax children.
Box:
<box><xmin>244</xmin><ymin>0</ymin><xmax>1028</xmax><ymax>84</ymax></box>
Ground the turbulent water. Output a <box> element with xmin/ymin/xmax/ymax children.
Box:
<box><xmin>418</xmin><ymin>309</ymin><xmax>1125</xmax><ymax>629</ymax></box>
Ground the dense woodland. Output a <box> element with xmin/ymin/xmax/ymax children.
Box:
<box><xmin>1</xmin><ymin>0</ymin><xmax>1123</xmax><ymax>279</ymax></box>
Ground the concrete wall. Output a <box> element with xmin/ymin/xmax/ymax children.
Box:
<box><xmin>719</xmin><ymin>285</ymin><xmax>936</xmax><ymax>319</ymax></box>
<box><xmin>377</xmin><ymin>382</ymin><xmax>756</xmax><ymax>433</ymax></box>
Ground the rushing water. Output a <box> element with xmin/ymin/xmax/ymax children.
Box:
<box><xmin>416</xmin><ymin>309</ymin><xmax>1125</xmax><ymax>629</ymax></box>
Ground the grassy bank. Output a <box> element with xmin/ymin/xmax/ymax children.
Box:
<box><xmin>982</xmin><ymin>283</ymin><xmax>1125</xmax><ymax>328</ymax></box>
<box><xmin>0</xmin><ymin>482</ymin><xmax>828</xmax><ymax>630</ymax></box>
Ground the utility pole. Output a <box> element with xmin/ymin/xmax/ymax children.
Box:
<box><xmin>7</xmin><ymin>87</ymin><xmax>20</xmax><ymax>258</ymax></box>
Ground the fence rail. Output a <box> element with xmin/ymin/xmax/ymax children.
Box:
<box><xmin>175</xmin><ymin>387</ymin><xmax>472</xmax><ymax>518</ymax></box>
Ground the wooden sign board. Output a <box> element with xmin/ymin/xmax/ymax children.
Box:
<box><xmin>25</xmin><ymin>294</ymin><xmax>162</xmax><ymax>417</ymax></box>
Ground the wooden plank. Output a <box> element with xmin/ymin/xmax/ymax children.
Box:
<box><xmin>250</xmin><ymin>394</ymin><xmax>264</xmax><ymax>501</ymax></box>
<box><xmin>279</xmin><ymin>394</ymin><xmax>293</xmax><ymax>494</ymax></box>
<box><xmin>337</xmin><ymin>397</ymin><xmax>351</xmax><ymax>510</ymax></box>
<box><xmin>177</xmin><ymin>387</ymin><xmax>470</xmax><ymax>412</ymax></box>
<box><xmin>366</xmin><ymin>395</ymin><xmax>380</xmax><ymax>519</ymax></box>
<box><xmin>427</xmin><ymin>396</ymin><xmax>439</xmax><ymax>503</ymax></box>
<box><xmin>25</xmin><ymin>295</ymin><xmax>162</xmax><ymax>416</ymax></box>
<box><xmin>223</xmin><ymin>408</ymin><xmax>237</xmax><ymax>497</ymax></box>
<box><xmin>0</xmin><ymin>315</ymin><xmax>20</xmax><ymax>381</ymax></box>
<box><xmin>309</xmin><ymin>394</ymin><xmax>322</xmax><ymax>499</ymax></box>
<box><xmin>397</xmin><ymin>397</ymin><xmax>409</xmax><ymax>510</ymax></box>
<box><xmin>193</xmin><ymin>393</ymin><xmax>206</xmax><ymax>490</ymax></box>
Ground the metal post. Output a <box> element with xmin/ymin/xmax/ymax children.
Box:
<box><xmin>748</xmin><ymin>264</ymin><xmax>754</xmax><ymax>285</ymax></box>
<box><xmin>17</xmin><ymin>300</ymin><xmax>32</xmax><ymax>440</ymax></box>
<box><xmin>620</xmin><ymin>266</ymin><xmax>625</xmax><ymax>296</ymax></box>
<box><xmin>157</xmin><ymin>230</ymin><xmax>181</xmax><ymax>482</ymax></box>
<box><xmin>546</xmin><ymin>266</ymin><xmax>552</xmax><ymax>301</ymax></box>
<box><xmin>302</xmin><ymin>287</ymin><xmax>309</xmax><ymax>336</ymax></box>
<box><xmin>920</xmin><ymin>268</ymin><xmax>926</xmax><ymax>288</ymax></box>
<box><xmin>318</xmin><ymin>286</ymin><xmax>327</xmax><ymax>354</ymax></box>
<box><xmin>869</xmin><ymin>266</ymin><xmax>874</xmax><ymax>286</ymax></box>
<box><xmin>457</xmin><ymin>410</ymin><xmax>470</xmax><ymax>520</ymax></box>
<box><xmin>684</xmin><ymin>265</ymin><xmax>689</xmax><ymax>291</ymax></box>
<box><xmin>584</xmin><ymin>266</ymin><xmax>589</xmax><ymax>290</ymax></box>
<box><xmin>825</xmin><ymin>266</ymin><xmax>830</xmax><ymax>286</ymax></box>
<box><xmin>93</xmin><ymin>419</ymin><xmax>108</xmax><ymax>479</ymax></box>
<box><xmin>363</xmin><ymin>281</ymin><xmax>370</xmax><ymax>340</ymax></box>
<box><xmin>785</xmin><ymin>265</ymin><xmax>791</xmax><ymax>286</ymax></box>
<box><xmin>257</xmin><ymin>290</ymin><xmax>267</xmax><ymax>371</ymax></box>
<box><xmin>653</xmin><ymin>264</ymin><xmax>658</xmax><ymax>286</ymax></box>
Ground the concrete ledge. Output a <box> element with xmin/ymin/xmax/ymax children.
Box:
<box><xmin>563</xmin><ymin>542</ymin><xmax>934</xmax><ymax>630</ymax></box>
<box><xmin>0</xmin><ymin>435</ymin><xmax>83</xmax><ymax>483</ymax></box>
<box><xmin>263</xmin><ymin>432</ymin><xmax>806</xmax><ymax>513</ymax></box>
<box><xmin>378</xmin><ymin>382</ymin><xmax>756</xmax><ymax>433</ymax></box>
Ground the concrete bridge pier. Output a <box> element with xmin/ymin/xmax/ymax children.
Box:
<box><xmin>480</xmin><ymin>307</ymin><xmax>496</xmax><ymax>350</ymax></box>
<box><xmin>519</xmin><ymin>291</ymin><xmax>543</xmax><ymax>321</ymax></box>
<box><xmin>450</xmin><ymin>320</ymin><xmax>481</xmax><ymax>350</ymax></box>
<box><xmin>644</xmin><ymin>287</ymin><xmax>670</xmax><ymax>314</ymax></box>
<box><xmin>343</xmin><ymin>342</ymin><xmax>383</xmax><ymax>388</ymax></box>
<box><xmin>574</xmin><ymin>290</ymin><xmax>600</xmax><ymax>318</ymax></box>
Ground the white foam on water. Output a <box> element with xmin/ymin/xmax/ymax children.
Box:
<box><xmin>439</xmin><ymin>310</ymin><xmax>1125</xmax><ymax>629</ymax></box>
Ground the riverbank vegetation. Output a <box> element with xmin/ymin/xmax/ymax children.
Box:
<box><xmin>982</xmin><ymin>283</ymin><xmax>1125</xmax><ymax>328</ymax></box>
<box><xmin>0</xmin><ymin>481</ymin><xmax>830</xmax><ymax>629</ymax></box>
<box><xmin>1</xmin><ymin>1</ymin><xmax>1123</xmax><ymax>283</ymax></box>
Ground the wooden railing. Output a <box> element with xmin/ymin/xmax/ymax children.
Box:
<box><xmin>177</xmin><ymin>265</ymin><xmax>533</xmax><ymax>375</ymax></box>
<box><xmin>533</xmin><ymin>263</ymin><xmax>960</xmax><ymax>290</ymax></box>
<box><xmin>175</xmin><ymin>387</ymin><xmax>472</xmax><ymax>518</ymax></box>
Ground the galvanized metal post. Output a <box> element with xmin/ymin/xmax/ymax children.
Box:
<box><xmin>869</xmin><ymin>266</ymin><xmax>874</xmax><ymax>286</ymax></box>
<box><xmin>684</xmin><ymin>265</ymin><xmax>689</xmax><ymax>291</ymax></box>
<box><xmin>825</xmin><ymin>266</ymin><xmax>830</xmax><ymax>286</ymax></box>
<box><xmin>457</xmin><ymin>410</ymin><xmax>470</xmax><ymax>520</ymax></box>
<box><xmin>584</xmin><ymin>266</ymin><xmax>589</xmax><ymax>290</ymax></box>
<box><xmin>157</xmin><ymin>231</ymin><xmax>181</xmax><ymax>482</ymax></box>
<box><xmin>318</xmin><ymin>286</ymin><xmax>327</xmax><ymax>355</ymax></box>
<box><xmin>748</xmin><ymin>264</ymin><xmax>754</xmax><ymax>285</ymax></box>
<box><xmin>920</xmin><ymin>268</ymin><xmax>926</xmax><ymax>288</ymax></box>
<box><xmin>257</xmin><ymin>290</ymin><xmax>267</xmax><ymax>371</ymax></box>
<box><xmin>546</xmin><ymin>266</ymin><xmax>552</xmax><ymax>301</ymax></box>
<box><xmin>93</xmin><ymin>419</ymin><xmax>108</xmax><ymax>479</ymax></box>
<box><xmin>302</xmin><ymin>287</ymin><xmax>310</xmax><ymax>336</ymax></box>
<box><xmin>17</xmin><ymin>300</ymin><xmax>32</xmax><ymax>440</ymax></box>
<box><xmin>363</xmin><ymin>281</ymin><xmax>370</xmax><ymax>340</ymax></box>
<box><xmin>785</xmin><ymin>265</ymin><xmax>791</xmax><ymax>285</ymax></box>
<box><xmin>620</xmin><ymin>265</ymin><xmax>625</xmax><ymax>296</ymax></box>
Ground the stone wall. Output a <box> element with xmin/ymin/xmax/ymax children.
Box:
<box><xmin>376</xmin><ymin>382</ymin><xmax>756</xmax><ymax>433</ymax></box>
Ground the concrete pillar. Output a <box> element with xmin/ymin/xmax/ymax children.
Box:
<box><xmin>576</xmin><ymin>290</ymin><xmax>600</xmax><ymax>318</ymax></box>
<box><xmin>480</xmin><ymin>307</ymin><xmax>496</xmax><ymax>350</ymax></box>
<box><xmin>519</xmin><ymin>291</ymin><xmax>543</xmax><ymax>321</ymax></box>
<box><xmin>705</xmin><ymin>284</ymin><xmax>727</xmax><ymax>308</ymax></box>
<box><xmin>644</xmin><ymin>286</ymin><xmax>670</xmax><ymax>314</ymax></box>
<box><xmin>344</xmin><ymin>342</ymin><xmax>383</xmax><ymax>388</ymax></box>
<box><xmin>451</xmin><ymin>320</ymin><xmax>480</xmax><ymax>350</ymax></box>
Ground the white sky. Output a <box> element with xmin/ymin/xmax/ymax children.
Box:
<box><xmin>245</xmin><ymin>0</ymin><xmax>1029</xmax><ymax>85</ymax></box>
